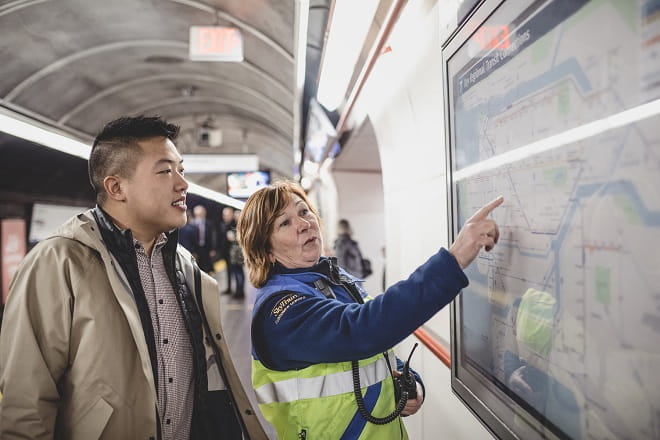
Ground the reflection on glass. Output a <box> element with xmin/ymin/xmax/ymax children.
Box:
<box><xmin>448</xmin><ymin>0</ymin><xmax>660</xmax><ymax>439</ymax></box>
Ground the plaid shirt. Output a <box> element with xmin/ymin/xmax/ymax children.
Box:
<box><xmin>135</xmin><ymin>234</ymin><xmax>194</xmax><ymax>440</ymax></box>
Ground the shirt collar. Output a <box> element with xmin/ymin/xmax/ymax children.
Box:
<box><xmin>133</xmin><ymin>233</ymin><xmax>169</xmax><ymax>252</ymax></box>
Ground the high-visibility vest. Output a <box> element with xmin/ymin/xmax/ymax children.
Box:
<box><xmin>251</xmin><ymin>271</ymin><xmax>408</xmax><ymax>439</ymax></box>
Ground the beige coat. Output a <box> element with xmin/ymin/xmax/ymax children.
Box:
<box><xmin>0</xmin><ymin>210</ymin><xmax>266</xmax><ymax>439</ymax></box>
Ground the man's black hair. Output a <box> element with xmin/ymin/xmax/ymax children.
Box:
<box><xmin>93</xmin><ymin>115</ymin><xmax>179</xmax><ymax>147</ymax></box>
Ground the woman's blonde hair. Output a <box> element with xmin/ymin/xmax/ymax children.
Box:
<box><xmin>237</xmin><ymin>180</ymin><xmax>321</xmax><ymax>288</ymax></box>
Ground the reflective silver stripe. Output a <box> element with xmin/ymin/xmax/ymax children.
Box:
<box><xmin>255</xmin><ymin>351</ymin><xmax>395</xmax><ymax>405</ymax></box>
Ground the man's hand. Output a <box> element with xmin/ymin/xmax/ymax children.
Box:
<box><xmin>449</xmin><ymin>196</ymin><xmax>504</xmax><ymax>269</ymax></box>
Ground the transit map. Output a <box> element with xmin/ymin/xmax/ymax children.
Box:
<box><xmin>448</xmin><ymin>0</ymin><xmax>660</xmax><ymax>438</ymax></box>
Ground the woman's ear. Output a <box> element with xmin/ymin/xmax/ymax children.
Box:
<box><xmin>103</xmin><ymin>176</ymin><xmax>126</xmax><ymax>202</ymax></box>
<box><xmin>268</xmin><ymin>252</ymin><xmax>276</xmax><ymax>264</ymax></box>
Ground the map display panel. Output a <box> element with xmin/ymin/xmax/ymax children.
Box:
<box><xmin>448</xmin><ymin>0</ymin><xmax>660</xmax><ymax>438</ymax></box>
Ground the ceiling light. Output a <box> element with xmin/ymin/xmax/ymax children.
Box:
<box><xmin>182</xmin><ymin>154</ymin><xmax>258</xmax><ymax>173</ymax></box>
<box><xmin>0</xmin><ymin>111</ymin><xmax>91</xmax><ymax>159</ymax></box>
<box><xmin>0</xmin><ymin>109</ymin><xmax>245</xmax><ymax>206</ymax></box>
<box><xmin>454</xmin><ymin>98</ymin><xmax>660</xmax><ymax>181</ymax></box>
<box><xmin>187</xmin><ymin>182</ymin><xmax>244</xmax><ymax>209</ymax></box>
<box><xmin>316</xmin><ymin>0</ymin><xmax>380</xmax><ymax>111</ymax></box>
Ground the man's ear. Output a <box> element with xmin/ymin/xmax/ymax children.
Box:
<box><xmin>103</xmin><ymin>176</ymin><xmax>126</xmax><ymax>202</ymax></box>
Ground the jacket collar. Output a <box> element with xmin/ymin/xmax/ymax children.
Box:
<box><xmin>92</xmin><ymin>205</ymin><xmax>134</xmax><ymax>251</ymax></box>
<box><xmin>273</xmin><ymin>256</ymin><xmax>343</xmax><ymax>284</ymax></box>
<box><xmin>92</xmin><ymin>205</ymin><xmax>180</xmax><ymax>256</ymax></box>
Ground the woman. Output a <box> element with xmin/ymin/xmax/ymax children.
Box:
<box><xmin>238</xmin><ymin>181</ymin><xmax>502</xmax><ymax>439</ymax></box>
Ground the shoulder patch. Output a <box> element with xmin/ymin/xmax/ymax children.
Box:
<box><xmin>270</xmin><ymin>293</ymin><xmax>305</xmax><ymax>324</ymax></box>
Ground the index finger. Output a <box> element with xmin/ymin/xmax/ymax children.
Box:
<box><xmin>467</xmin><ymin>196</ymin><xmax>504</xmax><ymax>221</ymax></box>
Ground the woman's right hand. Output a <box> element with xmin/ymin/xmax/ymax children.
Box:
<box><xmin>449</xmin><ymin>196</ymin><xmax>503</xmax><ymax>269</ymax></box>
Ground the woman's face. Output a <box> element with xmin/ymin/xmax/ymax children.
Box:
<box><xmin>268</xmin><ymin>194</ymin><xmax>323</xmax><ymax>269</ymax></box>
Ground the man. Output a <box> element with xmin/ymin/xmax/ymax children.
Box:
<box><xmin>217</xmin><ymin>206</ymin><xmax>236</xmax><ymax>294</ymax></box>
<box><xmin>0</xmin><ymin>116</ymin><xmax>266</xmax><ymax>439</ymax></box>
<box><xmin>192</xmin><ymin>204</ymin><xmax>216</xmax><ymax>273</ymax></box>
<box><xmin>179</xmin><ymin>208</ymin><xmax>197</xmax><ymax>253</ymax></box>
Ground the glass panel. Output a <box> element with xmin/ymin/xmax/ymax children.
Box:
<box><xmin>447</xmin><ymin>0</ymin><xmax>660</xmax><ymax>438</ymax></box>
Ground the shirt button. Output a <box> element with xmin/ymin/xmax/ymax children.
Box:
<box><xmin>168</xmin><ymin>377</ymin><xmax>173</xmax><ymax>383</ymax></box>
<box><xmin>163</xmin><ymin>338</ymin><xmax>169</xmax><ymax>344</ymax></box>
<box><xmin>166</xmin><ymin>419</ymin><xmax>171</xmax><ymax>425</ymax></box>
<box><xmin>158</xmin><ymin>299</ymin><xmax>164</xmax><ymax>304</ymax></box>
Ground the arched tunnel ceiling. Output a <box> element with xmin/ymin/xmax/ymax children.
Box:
<box><xmin>0</xmin><ymin>0</ymin><xmax>331</xmax><ymax>194</ymax></box>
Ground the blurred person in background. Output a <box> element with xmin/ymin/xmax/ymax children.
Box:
<box><xmin>217</xmin><ymin>206</ymin><xmax>236</xmax><ymax>294</ymax></box>
<box><xmin>192</xmin><ymin>204</ymin><xmax>216</xmax><ymax>273</ymax></box>
<box><xmin>226</xmin><ymin>228</ymin><xmax>245</xmax><ymax>299</ymax></box>
<box><xmin>179</xmin><ymin>208</ymin><xmax>197</xmax><ymax>253</ymax></box>
<box><xmin>238</xmin><ymin>180</ymin><xmax>503</xmax><ymax>439</ymax></box>
<box><xmin>334</xmin><ymin>218</ymin><xmax>369</xmax><ymax>278</ymax></box>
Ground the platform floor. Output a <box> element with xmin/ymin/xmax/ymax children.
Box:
<box><xmin>214</xmin><ymin>266</ymin><xmax>277</xmax><ymax>439</ymax></box>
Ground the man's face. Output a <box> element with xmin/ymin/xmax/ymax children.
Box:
<box><xmin>194</xmin><ymin>205</ymin><xmax>206</xmax><ymax>220</ymax></box>
<box><xmin>222</xmin><ymin>207</ymin><xmax>234</xmax><ymax>223</ymax></box>
<box><xmin>121</xmin><ymin>137</ymin><xmax>188</xmax><ymax>239</ymax></box>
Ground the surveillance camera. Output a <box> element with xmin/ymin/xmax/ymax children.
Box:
<box><xmin>197</xmin><ymin>128</ymin><xmax>222</xmax><ymax>147</ymax></box>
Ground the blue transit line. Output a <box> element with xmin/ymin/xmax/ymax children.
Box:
<box><xmin>468</xmin><ymin>180</ymin><xmax>660</xmax><ymax>262</ymax></box>
<box><xmin>464</xmin><ymin>178</ymin><xmax>660</xmax><ymax>311</ymax></box>
<box><xmin>551</xmin><ymin>179</ymin><xmax>660</xmax><ymax>307</ymax></box>
<box><xmin>643</xmin><ymin>0</ymin><xmax>660</xmax><ymax>17</ymax></box>
<box><xmin>581</xmin><ymin>179</ymin><xmax>660</xmax><ymax>226</ymax></box>
<box><xmin>551</xmin><ymin>19</ymin><xmax>565</xmax><ymax>68</ymax></box>
<box><xmin>455</xmin><ymin>57</ymin><xmax>593</xmax><ymax>169</ymax></box>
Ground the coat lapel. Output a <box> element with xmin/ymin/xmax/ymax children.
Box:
<box><xmin>79</xmin><ymin>219</ymin><xmax>158</xmax><ymax>401</ymax></box>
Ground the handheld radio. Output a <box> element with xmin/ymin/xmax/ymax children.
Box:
<box><xmin>352</xmin><ymin>343</ymin><xmax>419</xmax><ymax>425</ymax></box>
<box><xmin>393</xmin><ymin>343</ymin><xmax>418</xmax><ymax>402</ymax></box>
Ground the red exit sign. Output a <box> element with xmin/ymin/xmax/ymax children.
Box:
<box><xmin>472</xmin><ymin>25</ymin><xmax>510</xmax><ymax>50</ymax></box>
<box><xmin>189</xmin><ymin>26</ymin><xmax>243</xmax><ymax>62</ymax></box>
